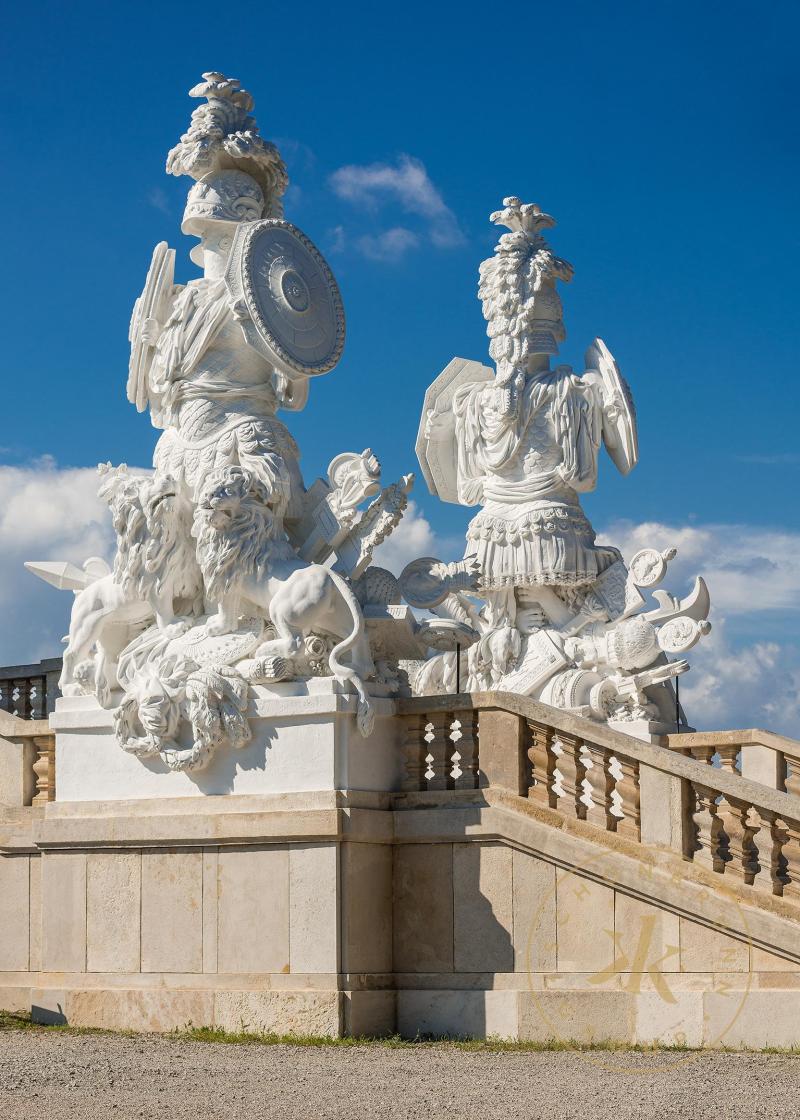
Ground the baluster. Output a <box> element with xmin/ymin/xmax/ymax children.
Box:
<box><xmin>716</xmin><ymin>743</ymin><xmax>741</xmax><ymax>776</ymax></box>
<box><xmin>425</xmin><ymin>711</ymin><xmax>452</xmax><ymax>791</ymax></box>
<box><xmin>751</xmin><ymin>811</ymin><xmax>789</xmax><ymax>896</ymax></box>
<box><xmin>400</xmin><ymin>714</ymin><xmax>428</xmax><ymax>792</ymax></box>
<box><xmin>784</xmin><ymin>756</ymin><xmax>800</xmax><ymax>798</ymax></box>
<box><xmin>612</xmin><ymin>755</ymin><xmax>641</xmax><ymax>840</ymax></box>
<box><xmin>451</xmin><ymin>711</ymin><xmax>479</xmax><ymax>790</ymax></box>
<box><xmin>29</xmin><ymin>681</ymin><xmax>39</xmax><ymax>720</ymax></box>
<box><xmin>718</xmin><ymin>797</ymin><xmax>761</xmax><ymax>883</ymax></box>
<box><xmin>31</xmin><ymin>735</ymin><xmax>55</xmax><ymax>803</ymax></box>
<box><xmin>580</xmin><ymin>741</ymin><xmax>616</xmax><ymax>831</ymax></box>
<box><xmin>775</xmin><ymin>818</ymin><xmax>800</xmax><ymax>902</ymax></box>
<box><xmin>692</xmin><ymin>784</ymin><xmax>727</xmax><ymax>872</ymax></box>
<box><xmin>526</xmin><ymin>720</ymin><xmax>555</xmax><ymax>806</ymax></box>
<box><xmin>552</xmin><ymin>733</ymin><xmax>582</xmax><ymax>818</ymax></box>
<box><xmin>33</xmin><ymin>676</ymin><xmax>47</xmax><ymax>720</ymax></box>
<box><xmin>741</xmin><ymin>804</ymin><xmax>762</xmax><ymax>885</ymax></box>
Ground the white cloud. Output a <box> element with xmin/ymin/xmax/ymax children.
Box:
<box><xmin>372</xmin><ymin>501</ymin><xmax>439</xmax><ymax>574</ymax></box>
<box><xmin>599</xmin><ymin>519</ymin><xmax>800</xmax><ymax>614</ymax></box>
<box><xmin>678</xmin><ymin>620</ymin><xmax>800</xmax><ymax>736</ymax></box>
<box><xmin>329</xmin><ymin>154</ymin><xmax>464</xmax><ymax>258</ymax></box>
<box><xmin>355</xmin><ymin>227</ymin><xmax>419</xmax><ymax>262</ymax></box>
<box><xmin>0</xmin><ymin>460</ymin><xmax>117</xmax><ymax>665</ymax></box>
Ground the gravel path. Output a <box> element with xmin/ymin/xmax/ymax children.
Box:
<box><xmin>0</xmin><ymin>1031</ymin><xmax>798</xmax><ymax>1119</ymax></box>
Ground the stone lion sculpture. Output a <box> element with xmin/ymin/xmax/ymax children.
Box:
<box><xmin>193</xmin><ymin>466</ymin><xmax>376</xmax><ymax>736</ymax></box>
<box><xmin>60</xmin><ymin>467</ymin><xmax>203</xmax><ymax>703</ymax></box>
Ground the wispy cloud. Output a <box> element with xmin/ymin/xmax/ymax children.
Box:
<box><xmin>329</xmin><ymin>154</ymin><xmax>465</xmax><ymax>259</ymax></box>
<box><xmin>273</xmin><ymin>137</ymin><xmax>316</xmax><ymax>174</ymax></box>
<box><xmin>355</xmin><ymin>227</ymin><xmax>420</xmax><ymax>262</ymax></box>
<box><xmin>735</xmin><ymin>452</ymin><xmax>800</xmax><ymax>466</ymax></box>
<box><xmin>326</xmin><ymin>225</ymin><xmax>347</xmax><ymax>255</ymax></box>
<box><xmin>147</xmin><ymin>186</ymin><xmax>171</xmax><ymax>215</ymax></box>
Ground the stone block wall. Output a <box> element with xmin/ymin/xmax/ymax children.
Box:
<box><xmin>2</xmin><ymin>791</ymin><xmax>800</xmax><ymax>1043</ymax></box>
<box><xmin>392</xmin><ymin>837</ymin><xmax>800</xmax><ymax>1046</ymax></box>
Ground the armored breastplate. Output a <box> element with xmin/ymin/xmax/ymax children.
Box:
<box><xmin>176</xmin><ymin>397</ymin><xmax>230</xmax><ymax>441</ymax></box>
<box><xmin>518</xmin><ymin>405</ymin><xmax>563</xmax><ymax>478</ymax></box>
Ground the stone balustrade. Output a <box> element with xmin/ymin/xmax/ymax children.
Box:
<box><xmin>0</xmin><ymin>658</ymin><xmax>61</xmax><ymax>721</ymax></box>
<box><xmin>664</xmin><ymin>728</ymin><xmax>800</xmax><ymax>796</ymax></box>
<box><xmin>0</xmin><ymin>710</ymin><xmax>55</xmax><ymax>806</ymax></box>
<box><xmin>398</xmin><ymin>692</ymin><xmax>800</xmax><ymax>904</ymax></box>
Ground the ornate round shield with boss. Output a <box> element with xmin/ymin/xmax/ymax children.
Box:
<box><xmin>225</xmin><ymin>219</ymin><xmax>345</xmax><ymax>377</ymax></box>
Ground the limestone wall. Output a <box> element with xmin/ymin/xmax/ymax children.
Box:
<box><xmin>2</xmin><ymin>791</ymin><xmax>800</xmax><ymax>1045</ymax></box>
<box><xmin>392</xmin><ymin>836</ymin><xmax>800</xmax><ymax>1046</ymax></box>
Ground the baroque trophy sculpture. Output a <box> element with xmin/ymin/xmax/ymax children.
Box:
<box><xmin>27</xmin><ymin>75</ymin><xmax>712</xmax><ymax>776</ymax></box>
<box><xmin>26</xmin><ymin>73</ymin><xmax>454</xmax><ymax>771</ymax></box>
<box><xmin>414</xmin><ymin>197</ymin><xmax>712</xmax><ymax>730</ymax></box>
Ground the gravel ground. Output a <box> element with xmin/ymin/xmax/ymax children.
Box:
<box><xmin>0</xmin><ymin>1031</ymin><xmax>799</xmax><ymax>1119</ymax></box>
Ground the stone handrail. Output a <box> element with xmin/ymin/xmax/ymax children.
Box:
<box><xmin>0</xmin><ymin>710</ymin><xmax>55</xmax><ymax>806</ymax></box>
<box><xmin>397</xmin><ymin>692</ymin><xmax>800</xmax><ymax>904</ymax></box>
<box><xmin>663</xmin><ymin>728</ymin><xmax>800</xmax><ymax>796</ymax></box>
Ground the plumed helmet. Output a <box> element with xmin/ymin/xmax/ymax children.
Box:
<box><xmin>181</xmin><ymin>169</ymin><xmax>265</xmax><ymax>235</ymax></box>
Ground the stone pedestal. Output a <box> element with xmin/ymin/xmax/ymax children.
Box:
<box><xmin>23</xmin><ymin>782</ymin><xmax>395</xmax><ymax>1036</ymax></box>
<box><xmin>9</xmin><ymin>690</ymin><xmax>399</xmax><ymax>1035</ymax></box>
<box><xmin>51</xmin><ymin>680</ymin><xmax>401</xmax><ymax>802</ymax></box>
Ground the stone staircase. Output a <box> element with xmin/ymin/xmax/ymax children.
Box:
<box><xmin>391</xmin><ymin>694</ymin><xmax>800</xmax><ymax>1043</ymax></box>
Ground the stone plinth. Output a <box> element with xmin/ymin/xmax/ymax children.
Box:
<box><xmin>50</xmin><ymin>681</ymin><xmax>400</xmax><ymax>802</ymax></box>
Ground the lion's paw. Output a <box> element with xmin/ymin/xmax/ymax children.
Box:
<box><xmin>160</xmin><ymin>619</ymin><xmax>191</xmax><ymax>639</ymax></box>
<box><xmin>245</xmin><ymin>655</ymin><xmax>293</xmax><ymax>683</ymax></box>
<box><xmin>198</xmin><ymin>616</ymin><xmax>233</xmax><ymax>640</ymax></box>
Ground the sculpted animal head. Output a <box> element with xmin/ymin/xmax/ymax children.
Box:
<box><xmin>193</xmin><ymin>466</ymin><xmax>290</xmax><ymax>602</ymax></box>
<box><xmin>99</xmin><ymin>465</ymin><xmax>198</xmax><ymax>601</ymax></box>
<box><xmin>195</xmin><ymin>466</ymin><xmax>273</xmax><ymax>532</ymax></box>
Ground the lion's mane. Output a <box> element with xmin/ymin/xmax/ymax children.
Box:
<box><xmin>105</xmin><ymin>474</ymin><xmax>202</xmax><ymax>610</ymax></box>
<box><xmin>194</xmin><ymin>473</ymin><xmax>295</xmax><ymax>603</ymax></box>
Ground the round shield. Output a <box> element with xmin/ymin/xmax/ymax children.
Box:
<box><xmin>237</xmin><ymin>220</ymin><xmax>344</xmax><ymax>376</ymax></box>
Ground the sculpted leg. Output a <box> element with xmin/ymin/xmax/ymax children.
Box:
<box><xmin>203</xmin><ymin>594</ymin><xmax>242</xmax><ymax>637</ymax></box>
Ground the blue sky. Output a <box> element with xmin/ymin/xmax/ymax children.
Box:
<box><xmin>1</xmin><ymin>1</ymin><xmax>799</xmax><ymax>733</ymax></box>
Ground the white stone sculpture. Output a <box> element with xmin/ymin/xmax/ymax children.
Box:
<box><xmin>27</xmin><ymin>77</ymin><xmax>713</xmax><ymax>770</ymax></box>
<box><xmin>27</xmin><ymin>72</ymin><xmax>439</xmax><ymax>771</ymax></box>
<box><xmin>193</xmin><ymin>467</ymin><xmax>376</xmax><ymax>733</ymax></box>
<box><xmin>415</xmin><ymin>197</ymin><xmax>711</xmax><ymax>735</ymax></box>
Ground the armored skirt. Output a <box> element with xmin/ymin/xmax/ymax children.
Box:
<box><xmin>466</xmin><ymin>498</ymin><xmax>619</xmax><ymax>590</ymax></box>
